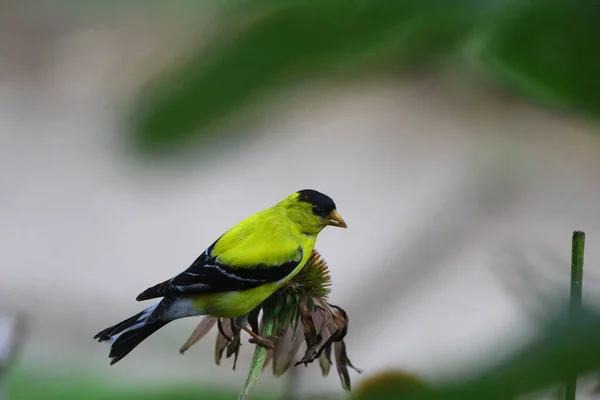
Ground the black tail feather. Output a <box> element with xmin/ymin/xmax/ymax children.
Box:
<box><xmin>136</xmin><ymin>280</ymin><xmax>168</xmax><ymax>301</ymax></box>
<box><xmin>94</xmin><ymin>302</ymin><xmax>170</xmax><ymax>365</ymax></box>
<box><xmin>94</xmin><ymin>310</ymin><xmax>146</xmax><ymax>342</ymax></box>
<box><xmin>107</xmin><ymin>319</ymin><xmax>169</xmax><ymax>365</ymax></box>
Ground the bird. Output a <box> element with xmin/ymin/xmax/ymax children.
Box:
<box><xmin>94</xmin><ymin>189</ymin><xmax>347</xmax><ymax>365</ymax></box>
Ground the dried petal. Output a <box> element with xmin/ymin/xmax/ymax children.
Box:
<box><xmin>226</xmin><ymin>334</ymin><xmax>241</xmax><ymax>371</ymax></box>
<box><xmin>225</xmin><ymin>319</ymin><xmax>242</xmax><ymax>370</ymax></box>
<box><xmin>334</xmin><ymin>340</ymin><xmax>362</xmax><ymax>392</ymax></box>
<box><xmin>263</xmin><ymin>348</ymin><xmax>273</xmax><ymax>371</ymax></box>
<box><xmin>319</xmin><ymin>344</ymin><xmax>332</xmax><ymax>377</ymax></box>
<box><xmin>215</xmin><ymin>318</ymin><xmax>233</xmax><ymax>365</ymax></box>
<box><xmin>330</xmin><ymin>305</ymin><xmax>349</xmax><ymax>341</ymax></box>
<box><xmin>313</xmin><ymin>304</ymin><xmax>350</xmax><ymax>362</ymax></box>
<box><xmin>273</xmin><ymin>326</ymin><xmax>304</xmax><ymax>376</ymax></box>
<box><xmin>179</xmin><ymin>316</ymin><xmax>217</xmax><ymax>354</ymax></box>
<box><xmin>315</xmin><ymin>307</ymin><xmax>333</xmax><ymax>376</ymax></box>
<box><xmin>311</xmin><ymin>306</ymin><xmax>326</xmax><ymax>335</ymax></box>
<box><xmin>218</xmin><ymin>318</ymin><xmax>233</xmax><ymax>341</ymax></box>
<box><xmin>297</xmin><ymin>303</ymin><xmax>346</xmax><ymax>365</ymax></box>
<box><xmin>314</xmin><ymin>299</ymin><xmax>337</xmax><ymax>335</ymax></box>
<box><xmin>295</xmin><ymin>300</ymin><xmax>323</xmax><ymax>366</ymax></box>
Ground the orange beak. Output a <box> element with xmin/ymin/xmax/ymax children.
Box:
<box><xmin>326</xmin><ymin>210</ymin><xmax>348</xmax><ymax>229</ymax></box>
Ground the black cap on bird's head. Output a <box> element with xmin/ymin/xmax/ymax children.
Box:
<box><xmin>296</xmin><ymin>189</ymin><xmax>347</xmax><ymax>229</ymax></box>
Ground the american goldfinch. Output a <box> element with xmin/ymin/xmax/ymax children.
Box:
<box><xmin>94</xmin><ymin>189</ymin><xmax>347</xmax><ymax>365</ymax></box>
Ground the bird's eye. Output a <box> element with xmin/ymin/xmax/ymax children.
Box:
<box><xmin>312</xmin><ymin>206</ymin><xmax>322</xmax><ymax>215</ymax></box>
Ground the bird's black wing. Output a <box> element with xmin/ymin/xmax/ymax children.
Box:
<box><xmin>136</xmin><ymin>241</ymin><xmax>303</xmax><ymax>301</ymax></box>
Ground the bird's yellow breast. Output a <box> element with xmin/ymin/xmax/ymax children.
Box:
<box><xmin>192</xmin><ymin>283</ymin><xmax>278</xmax><ymax>318</ymax></box>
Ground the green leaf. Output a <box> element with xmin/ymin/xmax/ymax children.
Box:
<box><xmin>130</xmin><ymin>0</ymin><xmax>489</xmax><ymax>154</ymax></box>
<box><xmin>479</xmin><ymin>0</ymin><xmax>600</xmax><ymax>118</ymax></box>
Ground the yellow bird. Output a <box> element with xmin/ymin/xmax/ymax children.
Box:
<box><xmin>94</xmin><ymin>189</ymin><xmax>347</xmax><ymax>365</ymax></box>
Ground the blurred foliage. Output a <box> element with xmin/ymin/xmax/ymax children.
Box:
<box><xmin>479</xmin><ymin>0</ymin><xmax>600</xmax><ymax>118</ymax></box>
<box><xmin>128</xmin><ymin>0</ymin><xmax>599</xmax><ymax>154</ymax></box>
<box><xmin>132</xmin><ymin>0</ymin><xmax>489</xmax><ymax>154</ymax></box>
<box><xmin>351</xmin><ymin>307</ymin><xmax>600</xmax><ymax>400</ymax></box>
<box><xmin>7</xmin><ymin>370</ymin><xmax>272</xmax><ymax>400</ymax></box>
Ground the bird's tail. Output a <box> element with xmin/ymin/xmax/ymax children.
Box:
<box><xmin>94</xmin><ymin>300</ymin><xmax>170</xmax><ymax>365</ymax></box>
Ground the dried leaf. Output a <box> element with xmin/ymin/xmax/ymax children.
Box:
<box><xmin>180</xmin><ymin>316</ymin><xmax>217</xmax><ymax>354</ymax></box>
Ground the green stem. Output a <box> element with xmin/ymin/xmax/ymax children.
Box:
<box><xmin>565</xmin><ymin>230</ymin><xmax>585</xmax><ymax>400</ymax></box>
<box><xmin>238</xmin><ymin>316</ymin><xmax>277</xmax><ymax>400</ymax></box>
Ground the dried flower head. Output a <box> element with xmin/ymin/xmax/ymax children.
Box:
<box><xmin>179</xmin><ymin>250</ymin><xmax>360</xmax><ymax>397</ymax></box>
<box><xmin>349</xmin><ymin>370</ymin><xmax>426</xmax><ymax>399</ymax></box>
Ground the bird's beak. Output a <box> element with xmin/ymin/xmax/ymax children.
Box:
<box><xmin>326</xmin><ymin>210</ymin><xmax>348</xmax><ymax>229</ymax></box>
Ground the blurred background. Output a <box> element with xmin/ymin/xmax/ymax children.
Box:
<box><xmin>1</xmin><ymin>1</ymin><xmax>600</xmax><ymax>399</ymax></box>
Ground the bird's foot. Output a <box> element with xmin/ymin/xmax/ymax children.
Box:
<box><xmin>242</xmin><ymin>327</ymin><xmax>276</xmax><ymax>349</ymax></box>
<box><xmin>248</xmin><ymin>335</ymin><xmax>277</xmax><ymax>349</ymax></box>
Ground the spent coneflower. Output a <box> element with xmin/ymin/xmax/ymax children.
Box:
<box><xmin>179</xmin><ymin>250</ymin><xmax>361</xmax><ymax>399</ymax></box>
<box><xmin>349</xmin><ymin>370</ymin><xmax>427</xmax><ymax>399</ymax></box>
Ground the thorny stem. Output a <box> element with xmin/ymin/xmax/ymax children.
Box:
<box><xmin>565</xmin><ymin>231</ymin><xmax>585</xmax><ymax>400</ymax></box>
<box><xmin>239</xmin><ymin>315</ymin><xmax>277</xmax><ymax>400</ymax></box>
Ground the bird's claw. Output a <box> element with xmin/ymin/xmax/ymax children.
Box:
<box><xmin>248</xmin><ymin>335</ymin><xmax>277</xmax><ymax>349</ymax></box>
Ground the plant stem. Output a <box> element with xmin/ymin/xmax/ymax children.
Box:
<box><xmin>565</xmin><ymin>230</ymin><xmax>585</xmax><ymax>400</ymax></box>
<box><xmin>238</xmin><ymin>317</ymin><xmax>276</xmax><ymax>400</ymax></box>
